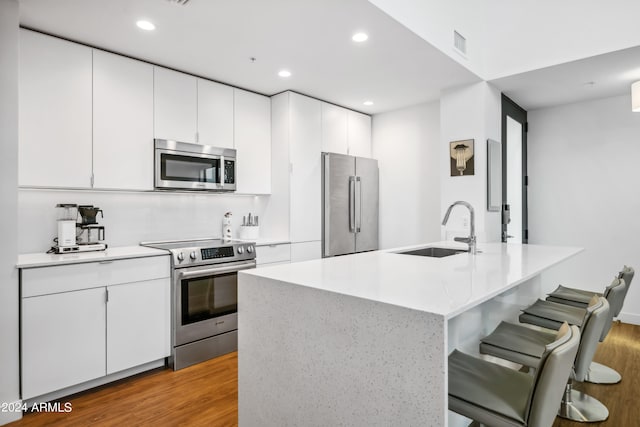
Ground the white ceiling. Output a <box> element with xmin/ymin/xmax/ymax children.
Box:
<box><xmin>18</xmin><ymin>0</ymin><xmax>480</xmax><ymax>114</ymax></box>
<box><xmin>490</xmin><ymin>45</ymin><xmax>640</xmax><ymax>111</ymax></box>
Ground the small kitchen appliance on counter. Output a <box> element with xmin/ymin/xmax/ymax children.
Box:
<box><xmin>54</xmin><ymin>204</ymin><xmax>79</xmax><ymax>253</ymax></box>
<box><xmin>50</xmin><ymin>204</ymin><xmax>108</xmax><ymax>254</ymax></box>
<box><xmin>75</xmin><ymin>205</ymin><xmax>107</xmax><ymax>252</ymax></box>
<box><xmin>141</xmin><ymin>238</ymin><xmax>256</xmax><ymax>370</ymax></box>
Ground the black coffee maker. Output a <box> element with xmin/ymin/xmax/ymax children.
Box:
<box><xmin>76</xmin><ymin>205</ymin><xmax>106</xmax><ymax>247</ymax></box>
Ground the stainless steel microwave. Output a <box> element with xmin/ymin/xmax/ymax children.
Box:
<box><xmin>154</xmin><ymin>139</ymin><xmax>236</xmax><ymax>191</ymax></box>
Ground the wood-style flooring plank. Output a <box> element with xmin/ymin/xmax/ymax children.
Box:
<box><xmin>7</xmin><ymin>323</ymin><xmax>640</xmax><ymax>426</ymax></box>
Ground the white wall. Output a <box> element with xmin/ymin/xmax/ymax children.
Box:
<box><xmin>368</xmin><ymin>0</ymin><xmax>485</xmax><ymax>78</ymax></box>
<box><xmin>528</xmin><ymin>94</ymin><xmax>640</xmax><ymax>324</ymax></box>
<box><xmin>18</xmin><ymin>190</ymin><xmax>279</xmax><ymax>253</ymax></box>
<box><xmin>440</xmin><ymin>82</ymin><xmax>501</xmax><ymax>243</ymax></box>
<box><xmin>372</xmin><ymin>101</ymin><xmax>441</xmax><ymax>249</ymax></box>
<box><xmin>0</xmin><ymin>0</ymin><xmax>21</xmax><ymax>424</ymax></box>
<box><xmin>482</xmin><ymin>0</ymin><xmax>640</xmax><ymax>79</ymax></box>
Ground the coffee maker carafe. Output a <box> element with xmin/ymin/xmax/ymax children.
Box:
<box><xmin>76</xmin><ymin>205</ymin><xmax>107</xmax><ymax>249</ymax></box>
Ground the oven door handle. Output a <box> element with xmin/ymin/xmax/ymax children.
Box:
<box><xmin>176</xmin><ymin>261</ymin><xmax>256</xmax><ymax>280</ymax></box>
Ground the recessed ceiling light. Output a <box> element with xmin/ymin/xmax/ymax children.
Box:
<box><xmin>363</xmin><ymin>100</ymin><xmax>374</xmax><ymax>106</ymax></box>
<box><xmin>136</xmin><ymin>20</ymin><xmax>155</xmax><ymax>31</ymax></box>
<box><xmin>278</xmin><ymin>70</ymin><xmax>292</xmax><ymax>78</ymax></box>
<box><xmin>352</xmin><ymin>32</ymin><xmax>369</xmax><ymax>43</ymax></box>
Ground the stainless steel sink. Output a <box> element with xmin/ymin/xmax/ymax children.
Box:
<box><xmin>397</xmin><ymin>247</ymin><xmax>467</xmax><ymax>258</ymax></box>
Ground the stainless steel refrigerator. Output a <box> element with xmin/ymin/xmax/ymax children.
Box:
<box><xmin>322</xmin><ymin>152</ymin><xmax>379</xmax><ymax>257</ymax></box>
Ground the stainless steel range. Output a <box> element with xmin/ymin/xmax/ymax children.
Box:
<box><xmin>141</xmin><ymin>238</ymin><xmax>256</xmax><ymax>370</ymax></box>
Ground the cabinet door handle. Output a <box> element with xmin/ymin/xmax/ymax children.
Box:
<box><xmin>99</xmin><ymin>260</ymin><xmax>113</xmax><ymax>265</ymax></box>
<box><xmin>105</xmin><ymin>289</ymin><xmax>109</xmax><ymax>303</ymax></box>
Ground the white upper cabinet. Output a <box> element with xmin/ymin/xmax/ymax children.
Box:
<box><xmin>153</xmin><ymin>67</ymin><xmax>197</xmax><ymax>143</ymax></box>
<box><xmin>234</xmin><ymin>89</ymin><xmax>271</xmax><ymax>194</ymax></box>
<box><xmin>347</xmin><ymin>110</ymin><xmax>372</xmax><ymax>158</ymax></box>
<box><xmin>93</xmin><ymin>51</ymin><xmax>154</xmax><ymax>190</ymax></box>
<box><xmin>19</xmin><ymin>30</ymin><xmax>93</xmax><ymax>188</ymax></box>
<box><xmin>289</xmin><ymin>93</ymin><xmax>322</xmax><ymax>242</ymax></box>
<box><xmin>197</xmin><ymin>79</ymin><xmax>234</xmax><ymax>148</ymax></box>
<box><xmin>321</xmin><ymin>103</ymin><xmax>348</xmax><ymax>155</ymax></box>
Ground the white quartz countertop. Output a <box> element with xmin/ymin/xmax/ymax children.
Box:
<box><xmin>242</xmin><ymin>241</ymin><xmax>583</xmax><ymax>319</ymax></box>
<box><xmin>17</xmin><ymin>246</ymin><xmax>169</xmax><ymax>268</ymax></box>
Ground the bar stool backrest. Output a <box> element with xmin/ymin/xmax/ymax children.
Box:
<box><xmin>526</xmin><ymin>323</ymin><xmax>580</xmax><ymax>427</ymax></box>
<box><xmin>616</xmin><ymin>266</ymin><xmax>634</xmax><ymax>316</ymax></box>
<box><xmin>601</xmin><ymin>278</ymin><xmax>626</xmax><ymax>340</ymax></box>
<box><xmin>574</xmin><ymin>297</ymin><xmax>609</xmax><ymax>381</ymax></box>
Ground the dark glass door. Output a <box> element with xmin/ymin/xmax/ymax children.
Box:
<box><xmin>181</xmin><ymin>272</ymin><xmax>237</xmax><ymax>325</ymax></box>
<box><xmin>161</xmin><ymin>153</ymin><xmax>221</xmax><ymax>183</ymax></box>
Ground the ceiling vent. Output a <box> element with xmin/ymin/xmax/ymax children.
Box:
<box><xmin>166</xmin><ymin>0</ymin><xmax>190</xmax><ymax>5</ymax></box>
<box><xmin>453</xmin><ymin>30</ymin><xmax>467</xmax><ymax>56</ymax></box>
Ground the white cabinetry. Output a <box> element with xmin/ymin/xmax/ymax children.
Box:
<box><xmin>153</xmin><ymin>67</ymin><xmax>198</xmax><ymax>143</ymax></box>
<box><xmin>290</xmin><ymin>241</ymin><xmax>322</xmax><ymax>263</ymax></box>
<box><xmin>321</xmin><ymin>103</ymin><xmax>348</xmax><ymax>155</ymax></box>
<box><xmin>234</xmin><ymin>89</ymin><xmax>271</xmax><ymax>194</ymax></box>
<box><xmin>20</xmin><ymin>256</ymin><xmax>171</xmax><ymax>399</ymax></box>
<box><xmin>107</xmin><ymin>279</ymin><xmax>170</xmax><ymax>374</ymax></box>
<box><xmin>19</xmin><ymin>29</ymin><xmax>92</xmax><ymax>188</ymax></box>
<box><xmin>22</xmin><ymin>288</ymin><xmax>106</xmax><ymax>399</ymax></box>
<box><xmin>197</xmin><ymin>79</ymin><xmax>234</xmax><ymax>148</ymax></box>
<box><xmin>93</xmin><ymin>51</ymin><xmax>154</xmax><ymax>190</ymax></box>
<box><xmin>256</xmin><ymin>243</ymin><xmax>291</xmax><ymax>267</ymax></box>
<box><xmin>289</xmin><ymin>93</ymin><xmax>322</xmax><ymax>242</ymax></box>
<box><xmin>271</xmin><ymin>92</ymin><xmax>322</xmax><ymax>259</ymax></box>
<box><xmin>348</xmin><ymin>110</ymin><xmax>372</xmax><ymax>158</ymax></box>
<box><xmin>319</xmin><ymin>101</ymin><xmax>372</xmax><ymax>158</ymax></box>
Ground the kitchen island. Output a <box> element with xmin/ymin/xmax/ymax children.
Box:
<box><xmin>237</xmin><ymin>242</ymin><xmax>582</xmax><ymax>426</ymax></box>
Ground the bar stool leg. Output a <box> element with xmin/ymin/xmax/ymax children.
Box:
<box><xmin>585</xmin><ymin>361</ymin><xmax>622</xmax><ymax>384</ymax></box>
<box><xmin>558</xmin><ymin>380</ymin><xmax>609</xmax><ymax>422</ymax></box>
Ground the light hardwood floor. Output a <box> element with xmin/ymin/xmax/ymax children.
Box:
<box><xmin>8</xmin><ymin>322</ymin><xmax>639</xmax><ymax>426</ymax></box>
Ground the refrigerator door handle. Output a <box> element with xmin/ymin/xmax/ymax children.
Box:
<box><xmin>355</xmin><ymin>176</ymin><xmax>362</xmax><ymax>233</ymax></box>
<box><xmin>349</xmin><ymin>176</ymin><xmax>356</xmax><ymax>233</ymax></box>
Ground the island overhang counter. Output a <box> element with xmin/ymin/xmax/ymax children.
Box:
<box><xmin>237</xmin><ymin>242</ymin><xmax>582</xmax><ymax>426</ymax></box>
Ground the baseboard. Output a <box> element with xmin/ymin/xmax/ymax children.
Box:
<box><xmin>0</xmin><ymin>402</ymin><xmax>23</xmax><ymax>426</ymax></box>
<box><xmin>618</xmin><ymin>312</ymin><xmax>640</xmax><ymax>326</ymax></box>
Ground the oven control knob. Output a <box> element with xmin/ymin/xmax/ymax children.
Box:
<box><xmin>177</xmin><ymin>252</ymin><xmax>184</xmax><ymax>262</ymax></box>
<box><xmin>247</xmin><ymin>245</ymin><xmax>254</xmax><ymax>253</ymax></box>
<box><xmin>237</xmin><ymin>246</ymin><xmax>244</xmax><ymax>254</ymax></box>
<box><xmin>190</xmin><ymin>251</ymin><xmax>197</xmax><ymax>260</ymax></box>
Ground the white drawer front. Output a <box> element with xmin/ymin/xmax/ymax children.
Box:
<box><xmin>22</xmin><ymin>255</ymin><xmax>170</xmax><ymax>297</ymax></box>
<box><xmin>290</xmin><ymin>241</ymin><xmax>322</xmax><ymax>263</ymax></box>
<box><xmin>256</xmin><ymin>244</ymin><xmax>291</xmax><ymax>265</ymax></box>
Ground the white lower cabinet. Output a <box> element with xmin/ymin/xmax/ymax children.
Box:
<box><xmin>290</xmin><ymin>241</ymin><xmax>322</xmax><ymax>263</ymax></box>
<box><xmin>255</xmin><ymin>243</ymin><xmax>291</xmax><ymax>266</ymax></box>
<box><xmin>20</xmin><ymin>257</ymin><xmax>171</xmax><ymax>400</ymax></box>
<box><xmin>106</xmin><ymin>279</ymin><xmax>170</xmax><ymax>375</ymax></box>
<box><xmin>22</xmin><ymin>287</ymin><xmax>107</xmax><ymax>400</ymax></box>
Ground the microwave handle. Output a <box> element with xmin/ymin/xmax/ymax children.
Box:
<box><xmin>177</xmin><ymin>261</ymin><xmax>256</xmax><ymax>280</ymax></box>
<box><xmin>219</xmin><ymin>156</ymin><xmax>225</xmax><ymax>187</ymax></box>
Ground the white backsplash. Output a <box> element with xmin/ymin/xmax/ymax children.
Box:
<box><xmin>18</xmin><ymin>189</ymin><xmax>279</xmax><ymax>253</ymax></box>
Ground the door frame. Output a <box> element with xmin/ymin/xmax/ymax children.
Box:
<box><xmin>501</xmin><ymin>94</ymin><xmax>528</xmax><ymax>243</ymax></box>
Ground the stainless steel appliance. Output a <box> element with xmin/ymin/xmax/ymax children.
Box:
<box><xmin>322</xmin><ymin>152</ymin><xmax>379</xmax><ymax>257</ymax></box>
<box><xmin>141</xmin><ymin>238</ymin><xmax>256</xmax><ymax>370</ymax></box>
<box><xmin>154</xmin><ymin>139</ymin><xmax>236</xmax><ymax>191</ymax></box>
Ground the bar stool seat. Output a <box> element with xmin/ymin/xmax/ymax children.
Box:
<box><xmin>520</xmin><ymin>299</ymin><xmax>586</xmax><ymax>330</ymax></box>
<box><xmin>547</xmin><ymin>266</ymin><xmax>634</xmax><ymax>315</ymax></box>
<box><xmin>481</xmin><ymin>297</ymin><xmax>610</xmax><ymax>423</ymax></box>
<box><xmin>449</xmin><ymin>350</ymin><xmax>532</xmax><ymax>424</ymax></box>
<box><xmin>448</xmin><ymin>324</ymin><xmax>580</xmax><ymax>427</ymax></box>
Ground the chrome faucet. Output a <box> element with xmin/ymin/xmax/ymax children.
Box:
<box><xmin>442</xmin><ymin>201</ymin><xmax>477</xmax><ymax>254</ymax></box>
